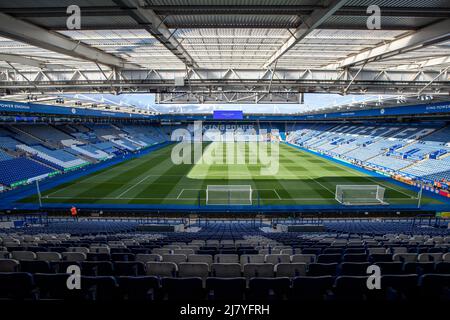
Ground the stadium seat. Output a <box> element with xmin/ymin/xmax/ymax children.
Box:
<box><xmin>135</xmin><ymin>254</ymin><xmax>162</xmax><ymax>263</ymax></box>
<box><xmin>117</xmin><ymin>276</ymin><xmax>160</xmax><ymax>301</ymax></box>
<box><xmin>240</xmin><ymin>254</ymin><xmax>265</xmax><ymax>265</ymax></box>
<box><xmin>393</xmin><ymin>253</ymin><xmax>418</xmax><ymax>262</ymax></box>
<box><xmin>161</xmin><ymin>277</ymin><xmax>204</xmax><ymax>300</ymax></box>
<box><xmin>334</xmin><ymin>276</ymin><xmax>370</xmax><ymax>301</ymax></box>
<box><xmin>0</xmin><ymin>272</ymin><xmax>36</xmax><ymax>300</ymax></box>
<box><xmin>173</xmin><ymin>249</ymin><xmax>195</xmax><ymax>256</ymax></box>
<box><xmin>308</xmin><ymin>263</ymin><xmax>338</xmax><ymax>276</ymax></box>
<box><xmin>381</xmin><ymin>274</ymin><xmax>419</xmax><ymax>301</ymax></box>
<box><xmin>206</xmin><ymin>277</ymin><xmax>247</xmax><ymax>300</ymax></box>
<box><xmin>342</xmin><ymin>254</ymin><xmax>367</xmax><ymax>262</ymax></box>
<box><xmin>419</xmin><ymin>274</ymin><xmax>450</xmax><ymax>300</ymax></box>
<box><xmin>435</xmin><ymin>262</ymin><xmax>450</xmax><ymax>274</ymax></box>
<box><xmin>36</xmin><ymin>252</ymin><xmax>62</xmax><ymax>262</ymax></box>
<box><xmin>368</xmin><ymin>248</ymin><xmax>387</xmax><ymax>255</ymax></box>
<box><xmin>243</xmin><ymin>263</ymin><xmax>274</xmax><ymax>278</ymax></box>
<box><xmin>340</xmin><ymin>262</ymin><xmax>370</xmax><ymax>276</ymax></box>
<box><xmin>178</xmin><ymin>263</ymin><xmax>209</xmax><ymax>278</ymax></box>
<box><xmin>214</xmin><ymin>254</ymin><xmax>239</xmax><ymax>264</ymax></box>
<box><xmin>162</xmin><ymin>254</ymin><xmax>187</xmax><ymax>264</ymax></box>
<box><xmin>211</xmin><ymin>263</ymin><xmax>242</xmax><ymax>278</ymax></box>
<box><xmin>0</xmin><ymin>252</ymin><xmax>10</xmax><ymax>259</ymax></box>
<box><xmin>291</xmin><ymin>254</ymin><xmax>316</xmax><ymax>264</ymax></box>
<box><xmin>291</xmin><ymin>276</ymin><xmax>334</xmax><ymax>300</ymax></box>
<box><xmin>275</xmin><ymin>263</ymin><xmax>307</xmax><ymax>277</ymax></box>
<box><xmin>34</xmin><ymin>273</ymin><xmax>83</xmax><ymax>300</ymax></box>
<box><xmin>68</xmin><ymin>247</ymin><xmax>90</xmax><ymax>254</ymax></box>
<box><xmin>317</xmin><ymin>254</ymin><xmax>342</xmax><ymax>263</ymax></box>
<box><xmin>0</xmin><ymin>259</ymin><xmax>19</xmax><ymax>272</ymax></box>
<box><xmin>114</xmin><ymin>261</ymin><xmax>145</xmax><ymax>276</ymax></box>
<box><xmin>20</xmin><ymin>260</ymin><xmax>52</xmax><ymax>274</ymax></box>
<box><xmin>265</xmin><ymin>254</ymin><xmax>290</xmax><ymax>264</ymax></box>
<box><xmin>62</xmin><ymin>252</ymin><xmax>87</xmax><ymax>262</ymax></box>
<box><xmin>248</xmin><ymin>277</ymin><xmax>290</xmax><ymax>300</ymax></box>
<box><xmin>12</xmin><ymin>251</ymin><xmax>36</xmax><ymax>261</ymax></box>
<box><xmin>369</xmin><ymin>254</ymin><xmax>393</xmax><ymax>263</ymax></box>
<box><xmin>146</xmin><ymin>262</ymin><xmax>178</xmax><ymax>277</ymax></box>
<box><xmin>187</xmin><ymin>254</ymin><xmax>213</xmax><ymax>266</ymax></box>
<box><xmin>111</xmin><ymin>253</ymin><xmax>135</xmax><ymax>262</ymax></box>
<box><xmin>375</xmin><ymin>262</ymin><xmax>404</xmax><ymax>275</ymax></box>
<box><xmin>403</xmin><ymin>262</ymin><xmax>435</xmax><ymax>275</ymax></box>
<box><xmin>87</xmin><ymin>253</ymin><xmax>111</xmax><ymax>261</ymax></box>
<box><xmin>418</xmin><ymin>253</ymin><xmax>443</xmax><ymax>262</ymax></box>
<box><xmin>81</xmin><ymin>261</ymin><xmax>114</xmax><ymax>276</ymax></box>
<box><xmin>81</xmin><ymin>276</ymin><xmax>119</xmax><ymax>301</ymax></box>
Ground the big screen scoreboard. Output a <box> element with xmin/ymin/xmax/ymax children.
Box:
<box><xmin>213</xmin><ymin>110</ymin><xmax>244</xmax><ymax>120</ymax></box>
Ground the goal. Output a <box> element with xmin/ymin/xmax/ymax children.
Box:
<box><xmin>206</xmin><ymin>185</ymin><xmax>253</xmax><ymax>205</ymax></box>
<box><xmin>335</xmin><ymin>185</ymin><xmax>387</xmax><ymax>205</ymax></box>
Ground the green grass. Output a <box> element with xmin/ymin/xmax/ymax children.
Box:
<box><xmin>21</xmin><ymin>142</ymin><xmax>441</xmax><ymax>206</ymax></box>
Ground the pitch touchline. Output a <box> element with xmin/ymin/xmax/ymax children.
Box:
<box><xmin>43</xmin><ymin>196</ymin><xmax>412</xmax><ymax>201</ymax></box>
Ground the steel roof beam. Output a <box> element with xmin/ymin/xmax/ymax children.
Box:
<box><xmin>0</xmin><ymin>53</ymin><xmax>72</xmax><ymax>69</ymax></box>
<box><xmin>0</xmin><ymin>12</ymin><xmax>137</xmax><ymax>69</ymax></box>
<box><xmin>114</xmin><ymin>0</ymin><xmax>198</xmax><ymax>68</ymax></box>
<box><xmin>334</xmin><ymin>19</ymin><xmax>450</xmax><ymax>68</ymax></box>
<box><xmin>263</xmin><ymin>0</ymin><xmax>348</xmax><ymax>68</ymax></box>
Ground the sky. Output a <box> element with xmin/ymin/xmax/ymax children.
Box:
<box><xmin>67</xmin><ymin>93</ymin><xmax>388</xmax><ymax>114</ymax></box>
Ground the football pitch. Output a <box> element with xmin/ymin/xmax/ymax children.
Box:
<box><xmin>22</xmin><ymin>142</ymin><xmax>440</xmax><ymax>207</ymax></box>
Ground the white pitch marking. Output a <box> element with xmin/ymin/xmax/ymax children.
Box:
<box><xmin>115</xmin><ymin>174</ymin><xmax>153</xmax><ymax>199</ymax></box>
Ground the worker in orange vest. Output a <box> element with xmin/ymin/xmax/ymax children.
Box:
<box><xmin>70</xmin><ymin>206</ymin><xmax>78</xmax><ymax>221</ymax></box>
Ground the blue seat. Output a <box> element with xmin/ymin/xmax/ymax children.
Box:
<box><xmin>51</xmin><ymin>261</ymin><xmax>81</xmax><ymax>274</ymax></box>
<box><xmin>117</xmin><ymin>276</ymin><xmax>160</xmax><ymax>301</ymax></box>
<box><xmin>111</xmin><ymin>253</ymin><xmax>135</xmax><ymax>261</ymax></box>
<box><xmin>110</xmin><ymin>248</ymin><xmax>131</xmax><ymax>254</ymax></box>
<box><xmin>435</xmin><ymin>262</ymin><xmax>450</xmax><ymax>274</ymax></box>
<box><xmin>317</xmin><ymin>254</ymin><xmax>341</xmax><ymax>263</ymax></box>
<box><xmin>206</xmin><ymin>277</ymin><xmax>246</xmax><ymax>300</ymax></box>
<box><xmin>20</xmin><ymin>260</ymin><xmax>52</xmax><ymax>274</ymax></box>
<box><xmin>381</xmin><ymin>274</ymin><xmax>419</xmax><ymax>301</ymax></box>
<box><xmin>81</xmin><ymin>276</ymin><xmax>119</xmax><ymax>301</ymax></box>
<box><xmin>323</xmin><ymin>248</ymin><xmax>343</xmax><ymax>254</ymax></box>
<box><xmin>342</xmin><ymin>254</ymin><xmax>367</xmax><ymax>262</ymax></box>
<box><xmin>301</xmin><ymin>248</ymin><xmax>322</xmax><ymax>255</ymax></box>
<box><xmin>369</xmin><ymin>254</ymin><xmax>393</xmax><ymax>263</ymax></box>
<box><xmin>0</xmin><ymin>272</ymin><xmax>36</xmax><ymax>300</ymax></box>
<box><xmin>86</xmin><ymin>253</ymin><xmax>111</xmax><ymax>261</ymax></box>
<box><xmin>81</xmin><ymin>261</ymin><xmax>114</xmax><ymax>276</ymax></box>
<box><xmin>419</xmin><ymin>274</ymin><xmax>450</xmax><ymax>300</ymax></box>
<box><xmin>340</xmin><ymin>262</ymin><xmax>370</xmax><ymax>276</ymax></box>
<box><xmin>403</xmin><ymin>262</ymin><xmax>435</xmax><ymax>275</ymax></box>
<box><xmin>374</xmin><ymin>262</ymin><xmax>404</xmax><ymax>275</ymax></box>
<box><xmin>34</xmin><ymin>273</ymin><xmax>83</xmax><ymax>300</ymax></box>
<box><xmin>161</xmin><ymin>277</ymin><xmax>204</xmax><ymax>300</ymax></box>
<box><xmin>113</xmin><ymin>261</ymin><xmax>145</xmax><ymax>276</ymax></box>
<box><xmin>308</xmin><ymin>263</ymin><xmax>338</xmax><ymax>276</ymax></box>
<box><xmin>248</xmin><ymin>277</ymin><xmax>291</xmax><ymax>300</ymax></box>
<box><xmin>291</xmin><ymin>276</ymin><xmax>334</xmax><ymax>300</ymax></box>
<box><xmin>334</xmin><ymin>276</ymin><xmax>370</xmax><ymax>301</ymax></box>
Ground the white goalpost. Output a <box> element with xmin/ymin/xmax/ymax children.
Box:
<box><xmin>206</xmin><ymin>185</ymin><xmax>253</xmax><ymax>205</ymax></box>
<box><xmin>335</xmin><ymin>185</ymin><xmax>388</xmax><ymax>206</ymax></box>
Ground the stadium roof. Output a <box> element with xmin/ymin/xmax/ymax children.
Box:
<box><xmin>0</xmin><ymin>0</ymin><xmax>448</xmax><ymax>104</ymax></box>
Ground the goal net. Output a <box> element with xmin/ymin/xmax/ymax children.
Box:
<box><xmin>335</xmin><ymin>185</ymin><xmax>387</xmax><ymax>205</ymax></box>
<box><xmin>206</xmin><ymin>185</ymin><xmax>253</xmax><ymax>205</ymax></box>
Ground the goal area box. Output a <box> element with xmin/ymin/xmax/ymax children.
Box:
<box><xmin>206</xmin><ymin>185</ymin><xmax>253</xmax><ymax>205</ymax></box>
<box><xmin>335</xmin><ymin>185</ymin><xmax>388</xmax><ymax>206</ymax></box>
